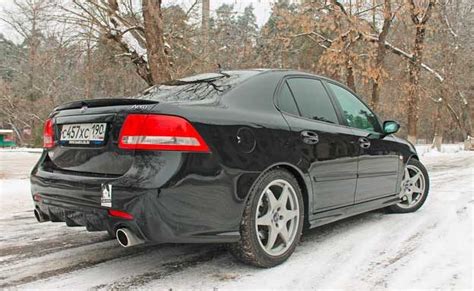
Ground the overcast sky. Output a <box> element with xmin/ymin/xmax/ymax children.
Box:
<box><xmin>171</xmin><ymin>0</ymin><xmax>274</xmax><ymax>25</ymax></box>
<box><xmin>0</xmin><ymin>0</ymin><xmax>275</xmax><ymax>42</ymax></box>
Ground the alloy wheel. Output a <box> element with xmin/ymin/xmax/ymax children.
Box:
<box><xmin>398</xmin><ymin>164</ymin><xmax>426</xmax><ymax>208</ymax></box>
<box><xmin>255</xmin><ymin>179</ymin><xmax>300</xmax><ymax>256</ymax></box>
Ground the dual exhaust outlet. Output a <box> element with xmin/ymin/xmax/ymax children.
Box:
<box><xmin>34</xmin><ymin>209</ymin><xmax>143</xmax><ymax>248</ymax></box>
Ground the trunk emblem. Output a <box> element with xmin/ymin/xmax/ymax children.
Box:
<box><xmin>80</xmin><ymin>105</ymin><xmax>88</xmax><ymax>113</ymax></box>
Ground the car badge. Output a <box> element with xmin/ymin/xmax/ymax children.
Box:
<box><xmin>80</xmin><ymin>105</ymin><xmax>88</xmax><ymax>113</ymax></box>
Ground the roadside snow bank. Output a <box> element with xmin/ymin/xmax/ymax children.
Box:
<box><xmin>0</xmin><ymin>147</ymin><xmax>43</xmax><ymax>153</ymax></box>
<box><xmin>416</xmin><ymin>143</ymin><xmax>465</xmax><ymax>156</ymax></box>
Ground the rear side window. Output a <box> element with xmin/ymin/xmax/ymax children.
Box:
<box><xmin>286</xmin><ymin>78</ymin><xmax>339</xmax><ymax>124</ymax></box>
<box><xmin>277</xmin><ymin>82</ymin><xmax>300</xmax><ymax>116</ymax></box>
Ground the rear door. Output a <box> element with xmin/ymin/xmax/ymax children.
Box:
<box><xmin>276</xmin><ymin>77</ymin><xmax>359</xmax><ymax>212</ymax></box>
<box><xmin>325</xmin><ymin>82</ymin><xmax>401</xmax><ymax>202</ymax></box>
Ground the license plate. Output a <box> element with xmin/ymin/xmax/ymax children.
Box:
<box><xmin>60</xmin><ymin>123</ymin><xmax>107</xmax><ymax>145</ymax></box>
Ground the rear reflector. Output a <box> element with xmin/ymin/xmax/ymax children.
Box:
<box><xmin>33</xmin><ymin>193</ymin><xmax>42</xmax><ymax>202</ymax></box>
<box><xmin>118</xmin><ymin>114</ymin><xmax>210</xmax><ymax>152</ymax></box>
<box><xmin>43</xmin><ymin>118</ymin><xmax>54</xmax><ymax>148</ymax></box>
<box><xmin>108</xmin><ymin>209</ymin><xmax>134</xmax><ymax>220</ymax></box>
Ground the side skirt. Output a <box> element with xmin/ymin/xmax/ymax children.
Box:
<box><xmin>307</xmin><ymin>194</ymin><xmax>399</xmax><ymax>229</ymax></box>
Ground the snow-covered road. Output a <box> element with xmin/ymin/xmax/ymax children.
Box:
<box><xmin>0</xmin><ymin>147</ymin><xmax>472</xmax><ymax>289</ymax></box>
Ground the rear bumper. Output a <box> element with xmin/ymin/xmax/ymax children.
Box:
<box><xmin>30</xmin><ymin>151</ymin><xmax>251</xmax><ymax>244</ymax></box>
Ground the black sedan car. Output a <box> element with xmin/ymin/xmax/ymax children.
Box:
<box><xmin>31</xmin><ymin>69</ymin><xmax>429</xmax><ymax>267</ymax></box>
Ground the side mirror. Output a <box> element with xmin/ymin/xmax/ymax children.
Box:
<box><xmin>383</xmin><ymin>120</ymin><xmax>400</xmax><ymax>135</ymax></box>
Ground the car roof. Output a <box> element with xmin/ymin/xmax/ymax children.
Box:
<box><xmin>223</xmin><ymin>69</ymin><xmax>334</xmax><ymax>82</ymax></box>
<box><xmin>222</xmin><ymin>69</ymin><xmax>353</xmax><ymax>93</ymax></box>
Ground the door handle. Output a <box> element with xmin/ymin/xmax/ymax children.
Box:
<box><xmin>358</xmin><ymin>137</ymin><xmax>371</xmax><ymax>149</ymax></box>
<box><xmin>301</xmin><ymin>131</ymin><xmax>319</xmax><ymax>145</ymax></box>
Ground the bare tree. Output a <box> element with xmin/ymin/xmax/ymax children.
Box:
<box><xmin>202</xmin><ymin>0</ymin><xmax>210</xmax><ymax>56</ymax></box>
<box><xmin>142</xmin><ymin>0</ymin><xmax>171</xmax><ymax>83</ymax></box>
<box><xmin>369</xmin><ymin>0</ymin><xmax>393</xmax><ymax>112</ymax></box>
<box><xmin>0</xmin><ymin>0</ymin><xmax>56</xmax><ymax>93</ymax></box>
<box><xmin>65</xmin><ymin>0</ymin><xmax>171</xmax><ymax>85</ymax></box>
<box><xmin>434</xmin><ymin>0</ymin><xmax>473</xmax><ymax>149</ymax></box>
<box><xmin>405</xmin><ymin>0</ymin><xmax>435</xmax><ymax>144</ymax></box>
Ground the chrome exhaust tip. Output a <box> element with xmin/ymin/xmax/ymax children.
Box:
<box><xmin>34</xmin><ymin>209</ymin><xmax>48</xmax><ymax>222</ymax></box>
<box><xmin>116</xmin><ymin>228</ymin><xmax>144</xmax><ymax>247</ymax></box>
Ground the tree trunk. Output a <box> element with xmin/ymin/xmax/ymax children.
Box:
<box><xmin>345</xmin><ymin>59</ymin><xmax>356</xmax><ymax>92</ymax></box>
<box><xmin>406</xmin><ymin>25</ymin><xmax>426</xmax><ymax>144</ymax></box>
<box><xmin>202</xmin><ymin>0</ymin><xmax>210</xmax><ymax>56</ymax></box>
<box><xmin>460</xmin><ymin>94</ymin><xmax>472</xmax><ymax>139</ymax></box>
<box><xmin>84</xmin><ymin>22</ymin><xmax>93</xmax><ymax>99</ymax></box>
<box><xmin>431</xmin><ymin>98</ymin><xmax>443</xmax><ymax>151</ymax></box>
<box><xmin>369</xmin><ymin>0</ymin><xmax>392</xmax><ymax>112</ymax></box>
<box><xmin>406</xmin><ymin>0</ymin><xmax>435</xmax><ymax>144</ymax></box>
<box><xmin>142</xmin><ymin>0</ymin><xmax>172</xmax><ymax>84</ymax></box>
<box><xmin>28</xmin><ymin>14</ymin><xmax>39</xmax><ymax>95</ymax></box>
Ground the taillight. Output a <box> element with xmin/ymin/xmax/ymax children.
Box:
<box><xmin>43</xmin><ymin>118</ymin><xmax>54</xmax><ymax>148</ymax></box>
<box><xmin>108</xmin><ymin>209</ymin><xmax>134</xmax><ymax>220</ymax></box>
<box><xmin>118</xmin><ymin>114</ymin><xmax>210</xmax><ymax>152</ymax></box>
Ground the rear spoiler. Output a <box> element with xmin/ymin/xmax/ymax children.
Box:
<box><xmin>54</xmin><ymin>98</ymin><xmax>158</xmax><ymax>111</ymax></box>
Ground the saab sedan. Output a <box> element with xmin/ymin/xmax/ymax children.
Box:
<box><xmin>31</xmin><ymin>69</ymin><xmax>429</xmax><ymax>267</ymax></box>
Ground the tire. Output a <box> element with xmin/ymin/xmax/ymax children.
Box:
<box><xmin>229</xmin><ymin>169</ymin><xmax>304</xmax><ymax>268</ymax></box>
<box><xmin>386</xmin><ymin>158</ymin><xmax>430</xmax><ymax>213</ymax></box>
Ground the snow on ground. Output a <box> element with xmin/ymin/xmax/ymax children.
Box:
<box><xmin>0</xmin><ymin>146</ymin><xmax>472</xmax><ymax>289</ymax></box>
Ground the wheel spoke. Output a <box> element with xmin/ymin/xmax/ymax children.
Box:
<box><xmin>265</xmin><ymin>189</ymin><xmax>278</xmax><ymax>211</ymax></box>
<box><xmin>278</xmin><ymin>185</ymin><xmax>290</xmax><ymax>207</ymax></box>
<box><xmin>279</xmin><ymin>225</ymin><xmax>290</xmax><ymax>246</ymax></box>
<box><xmin>410</xmin><ymin>172</ymin><xmax>421</xmax><ymax>184</ymax></box>
<box><xmin>281</xmin><ymin>209</ymin><xmax>298</xmax><ymax>224</ymax></box>
<box><xmin>405</xmin><ymin>192</ymin><xmax>413</xmax><ymax>204</ymax></box>
<box><xmin>404</xmin><ymin>167</ymin><xmax>410</xmax><ymax>180</ymax></box>
<box><xmin>412</xmin><ymin>185</ymin><xmax>423</xmax><ymax>193</ymax></box>
<box><xmin>266</xmin><ymin>226</ymin><xmax>278</xmax><ymax>250</ymax></box>
<box><xmin>256</xmin><ymin>212</ymin><xmax>272</xmax><ymax>226</ymax></box>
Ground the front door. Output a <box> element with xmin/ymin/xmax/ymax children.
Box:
<box><xmin>276</xmin><ymin>77</ymin><xmax>359</xmax><ymax>212</ymax></box>
<box><xmin>325</xmin><ymin>82</ymin><xmax>400</xmax><ymax>202</ymax></box>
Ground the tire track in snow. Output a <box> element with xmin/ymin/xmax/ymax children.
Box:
<box><xmin>0</xmin><ymin>239</ymin><xmax>156</xmax><ymax>288</ymax></box>
<box><xmin>363</xmin><ymin>221</ymin><xmax>439</xmax><ymax>288</ymax></box>
<box><xmin>92</xmin><ymin>247</ymin><xmax>225</xmax><ymax>290</ymax></box>
<box><xmin>0</xmin><ymin>248</ymin><xmax>154</xmax><ymax>288</ymax></box>
<box><xmin>0</xmin><ymin>215</ymin><xmax>113</xmax><ymax>267</ymax></box>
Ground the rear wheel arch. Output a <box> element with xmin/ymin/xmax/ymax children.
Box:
<box><xmin>231</xmin><ymin>166</ymin><xmax>306</xmax><ymax>267</ymax></box>
<box><xmin>247</xmin><ymin>163</ymin><xmax>311</xmax><ymax>228</ymax></box>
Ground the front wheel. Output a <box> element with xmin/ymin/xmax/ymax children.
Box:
<box><xmin>387</xmin><ymin>159</ymin><xmax>430</xmax><ymax>213</ymax></box>
<box><xmin>229</xmin><ymin>169</ymin><xmax>304</xmax><ymax>267</ymax></box>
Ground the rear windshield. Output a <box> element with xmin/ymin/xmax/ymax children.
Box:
<box><xmin>140</xmin><ymin>71</ymin><xmax>259</xmax><ymax>103</ymax></box>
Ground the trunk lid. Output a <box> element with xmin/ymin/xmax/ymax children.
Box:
<box><xmin>47</xmin><ymin>99</ymin><xmax>158</xmax><ymax>176</ymax></box>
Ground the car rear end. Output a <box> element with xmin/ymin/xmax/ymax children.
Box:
<box><xmin>32</xmin><ymin>99</ymin><xmax>170</xmax><ymax>244</ymax></box>
<box><xmin>31</xmin><ymin>71</ymin><xmax>260</xmax><ymax>246</ymax></box>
